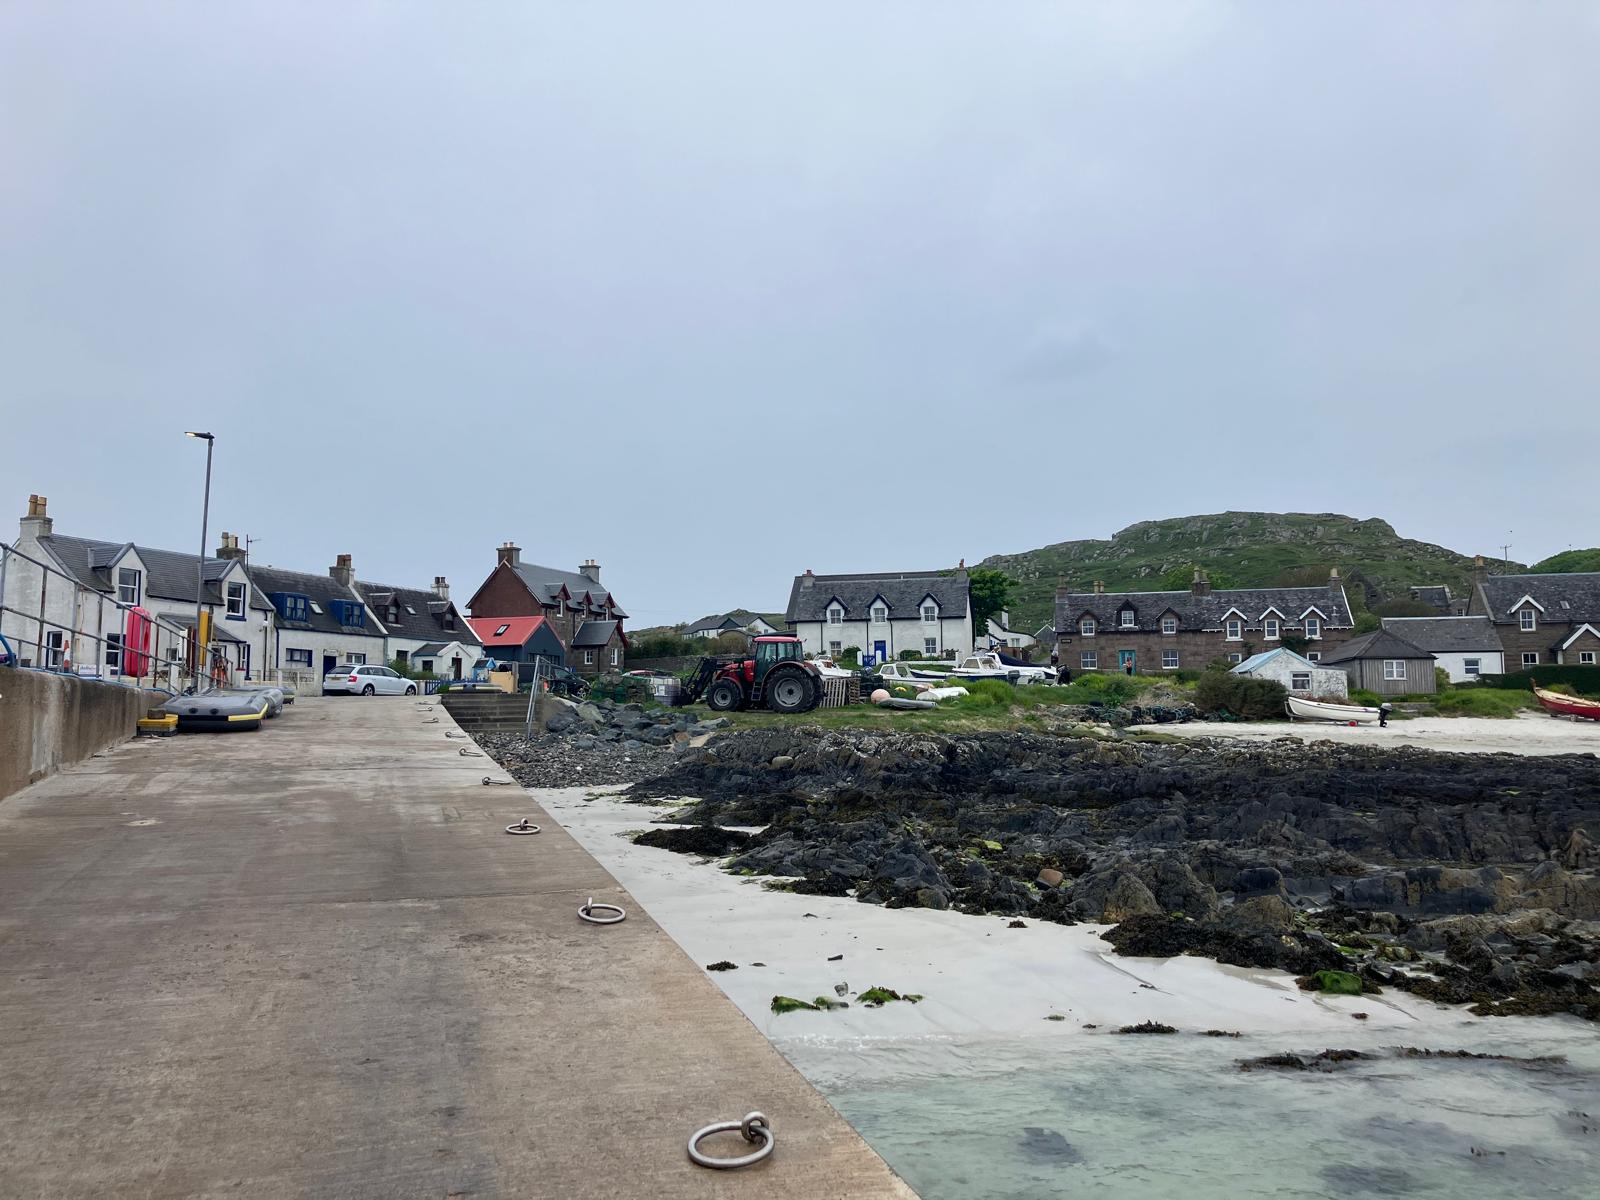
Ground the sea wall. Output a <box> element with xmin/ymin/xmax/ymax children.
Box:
<box><xmin>0</xmin><ymin>667</ymin><xmax>154</xmax><ymax>801</ymax></box>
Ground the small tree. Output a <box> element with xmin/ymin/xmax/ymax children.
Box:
<box><xmin>968</xmin><ymin>568</ymin><xmax>1016</xmax><ymax>638</ymax></box>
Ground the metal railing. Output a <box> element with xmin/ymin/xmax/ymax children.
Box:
<box><xmin>0</xmin><ymin>538</ymin><xmax>200</xmax><ymax>691</ymax></box>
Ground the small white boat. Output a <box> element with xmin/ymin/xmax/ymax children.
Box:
<box><xmin>1286</xmin><ymin>695</ymin><xmax>1383</xmax><ymax>724</ymax></box>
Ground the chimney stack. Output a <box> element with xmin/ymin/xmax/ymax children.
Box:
<box><xmin>20</xmin><ymin>493</ymin><xmax>52</xmax><ymax>539</ymax></box>
<box><xmin>1190</xmin><ymin>568</ymin><xmax>1212</xmax><ymax>597</ymax></box>
<box><xmin>1329</xmin><ymin>566</ymin><xmax>1341</xmax><ymax>583</ymax></box>
<box><xmin>958</xmin><ymin>558</ymin><xmax>966</xmax><ymax>570</ymax></box>
<box><xmin>434</xmin><ymin>575</ymin><xmax>450</xmax><ymax>601</ymax></box>
<box><xmin>1093</xmin><ymin>580</ymin><xmax>1105</xmax><ymax>595</ymax></box>
<box><xmin>497</xmin><ymin>541</ymin><xmax>521</xmax><ymax>568</ymax></box>
<box><xmin>801</xmin><ymin>569</ymin><xmax>815</xmax><ymax>589</ymax></box>
<box><xmin>1055</xmin><ymin>580</ymin><xmax>1071</xmax><ymax>604</ymax></box>
<box><xmin>579</xmin><ymin>559</ymin><xmax>601</xmax><ymax>584</ymax></box>
<box><xmin>216</xmin><ymin>532</ymin><xmax>246</xmax><ymax>560</ymax></box>
<box><xmin>330</xmin><ymin>553</ymin><xmax>354</xmax><ymax>588</ymax></box>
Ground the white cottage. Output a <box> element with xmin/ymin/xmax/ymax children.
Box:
<box><xmin>1230</xmin><ymin>646</ymin><xmax>1348</xmax><ymax>699</ymax></box>
<box><xmin>785</xmin><ymin>567</ymin><xmax>972</xmax><ymax>664</ymax></box>
<box><xmin>1379</xmin><ymin>616</ymin><xmax>1504</xmax><ymax>683</ymax></box>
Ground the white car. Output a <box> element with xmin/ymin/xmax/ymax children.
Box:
<box><xmin>324</xmin><ymin>664</ymin><xmax>417</xmax><ymax>696</ymax></box>
<box><xmin>951</xmin><ymin>653</ymin><xmax>1057</xmax><ymax>685</ymax></box>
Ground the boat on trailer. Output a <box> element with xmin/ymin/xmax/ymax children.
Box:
<box><xmin>1532</xmin><ymin>684</ymin><xmax>1600</xmax><ymax>722</ymax></box>
<box><xmin>1286</xmin><ymin>695</ymin><xmax>1383</xmax><ymax>724</ymax></box>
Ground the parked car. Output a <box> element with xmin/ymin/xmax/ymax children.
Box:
<box><xmin>324</xmin><ymin>664</ymin><xmax>417</xmax><ymax>696</ymax></box>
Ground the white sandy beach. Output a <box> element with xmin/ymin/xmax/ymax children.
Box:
<box><xmin>533</xmin><ymin>784</ymin><xmax>1600</xmax><ymax>1198</ymax></box>
<box><xmin>1131</xmin><ymin>710</ymin><xmax>1600</xmax><ymax>756</ymax></box>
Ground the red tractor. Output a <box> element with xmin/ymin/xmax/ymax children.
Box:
<box><xmin>681</xmin><ymin>635</ymin><xmax>825</xmax><ymax>714</ymax></box>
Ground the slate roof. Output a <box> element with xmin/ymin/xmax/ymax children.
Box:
<box><xmin>1054</xmin><ymin>583</ymin><xmax>1352</xmax><ymax>633</ymax></box>
<box><xmin>412</xmin><ymin>642</ymin><xmax>448</xmax><ymax>656</ymax></box>
<box><xmin>509</xmin><ymin>561</ymin><xmax>615</xmax><ymax>610</ymax></box>
<box><xmin>356</xmin><ymin>580</ymin><xmax>480</xmax><ymax>646</ymax></box>
<box><xmin>572</xmin><ymin>620</ymin><xmax>621</xmax><ymax>647</ymax></box>
<box><xmin>465</xmin><ymin>615</ymin><xmax>550</xmax><ymax>648</ymax></box>
<box><xmin>1407</xmin><ymin>585</ymin><xmax>1453</xmax><ymax>610</ymax></box>
<box><xmin>1478</xmin><ymin>573</ymin><xmax>1600</xmax><ymax>625</ymax></box>
<box><xmin>1319</xmin><ymin>629</ymin><xmax>1433</xmax><ymax>663</ymax></box>
<box><xmin>684</xmin><ymin>608</ymin><xmax>778</xmax><ymax>635</ymax></box>
<box><xmin>1380</xmin><ymin>616</ymin><xmax>1502</xmax><ymax>654</ymax></box>
<box><xmin>249</xmin><ymin>565</ymin><xmax>384</xmax><ymax>639</ymax></box>
<box><xmin>35</xmin><ymin>534</ymin><xmax>271</xmax><ymax>609</ymax></box>
<box><xmin>787</xmin><ymin>570</ymin><xmax>970</xmax><ymax>624</ymax></box>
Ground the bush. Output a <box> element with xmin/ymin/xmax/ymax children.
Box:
<box><xmin>1195</xmin><ymin>669</ymin><xmax>1289</xmax><ymax>720</ymax></box>
<box><xmin>1480</xmin><ymin>666</ymin><xmax>1600</xmax><ymax>696</ymax></box>
<box><xmin>953</xmin><ymin>679</ymin><xmax>1019</xmax><ymax>710</ymax></box>
<box><xmin>898</xmin><ymin>648</ymin><xmax>923</xmax><ymax>660</ymax></box>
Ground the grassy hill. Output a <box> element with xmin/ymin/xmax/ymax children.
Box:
<box><xmin>1528</xmin><ymin>548</ymin><xmax>1600</xmax><ymax>574</ymax></box>
<box><xmin>980</xmin><ymin>511</ymin><xmax>1522</xmax><ymax>632</ymax></box>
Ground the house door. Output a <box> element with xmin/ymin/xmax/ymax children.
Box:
<box><xmin>322</xmin><ymin>654</ymin><xmax>337</xmax><ymax>677</ymax></box>
<box><xmin>1118</xmin><ymin>650</ymin><xmax>1136</xmax><ymax>674</ymax></box>
<box><xmin>451</xmin><ymin>656</ymin><xmax>462</xmax><ymax>679</ymax></box>
<box><xmin>873</xmin><ymin>640</ymin><xmax>887</xmax><ymax>665</ymax></box>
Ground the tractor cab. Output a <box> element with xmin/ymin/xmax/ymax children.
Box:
<box><xmin>752</xmin><ymin>635</ymin><xmax>803</xmax><ymax>678</ymax></box>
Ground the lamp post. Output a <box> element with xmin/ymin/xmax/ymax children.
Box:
<box><xmin>186</xmin><ymin>431</ymin><xmax>215</xmax><ymax>688</ymax></box>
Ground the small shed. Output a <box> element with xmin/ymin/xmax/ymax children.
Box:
<box><xmin>1320</xmin><ymin>629</ymin><xmax>1437</xmax><ymax>695</ymax></box>
<box><xmin>1230</xmin><ymin>647</ymin><xmax>1348</xmax><ymax>699</ymax></box>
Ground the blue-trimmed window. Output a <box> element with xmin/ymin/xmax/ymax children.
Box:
<box><xmin>331</xmin><ymin>600</ymin><xmax>365</xmax><ymax>628</ymax></box>
<box><xmin>271</xmin><ymin>593</ymin><xmax>310</xmax><ymax>622</ymax></box>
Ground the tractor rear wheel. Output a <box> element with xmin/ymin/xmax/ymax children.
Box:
<box><xmin>765</xmin><ymin>667</ymin><xmax>813</xmax><ymax>715</ymax></box>
<box><xmin>707</xmin><ymin>678</ymin><xmax>743</xmax><ymax>712</ymax></box>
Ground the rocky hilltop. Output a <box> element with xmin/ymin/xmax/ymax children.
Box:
<box><xmin>980</xmin><ymin>511</ymin><xmax>1521</xmax><ymax>631</ymax></box>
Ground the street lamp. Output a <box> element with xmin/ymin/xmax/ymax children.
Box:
<box><xmin>186</xmin><ymin>431</ymin><xmax>215</xmax><ymax>688</ymax></box>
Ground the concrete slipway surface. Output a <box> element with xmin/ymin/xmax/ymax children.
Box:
<box><xmin>0</xmin><ymin>696</ymin><xmax>915</xmax><ymax>1199</ymax></box>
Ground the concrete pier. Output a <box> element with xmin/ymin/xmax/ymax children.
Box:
<box><xmin>0</xmin><ymin>696</ymin><xmax>914</xmax><ymax>1198</ymax></box>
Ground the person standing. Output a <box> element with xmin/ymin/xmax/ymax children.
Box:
<box><xmin>1378</xmin><ymin>701</ymin><xmax>1393</xmax><ymax>728</ymax></box>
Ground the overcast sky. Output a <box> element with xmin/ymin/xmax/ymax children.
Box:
<box><xmin>3</xmin><ymin>3</ymin><xmax>1596</xmax><ymax>626</ymax></box>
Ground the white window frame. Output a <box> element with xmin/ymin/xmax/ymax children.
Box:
<box><xmin>1263</xmin><ymin>619</ymin><xmax>1280</xmax><ymax>641</ymax></box>
<box><xmin>1225</xmin><ymin>620</ymin><xmax>1242</xmax><ymax>641</ymax></box>
<box><xmin>44</xmin><ymin>630</ymin><xmax>64</xmax><ymax>669</ymax></box>
<box><xmin>1079</xmin><ymin>618</ymin><xmax>1096</xmax><ymax>637</ymax></box>
<box><xmin>827</xmin><ymin>606</ymin><xmax>843</xmax><ymax>626</ymax></box>
<box><xmin>1160</xmin><ymin>616</ymin><xmax>1177</xmax><ymax>635</ymax></box>
<box><xmin>1307</xmin><ymin>652</ymin><xmax>1321</xmax><ymax>662</ymax></box>
<box><xmin>871</xmin><ymin>605</ymin><xmax>887</xmax><ymax>623</ymax></box>
<box><xmin>1227</xmin><ymin>652</ymin><xmax>1243</xmax><ymax>663</ymax></box>
<box><xmin>1519</xmin><ymin>609</ymin><xmax>1536</xmax><ymax>632</ymax></box>
<box><xmin>828</xmin><ymin>640</ymin><xmax>842</xmax><ymax>655</ymax></box>
<box><xmin>1581</xmin><ymin>651</ymin><xmax>1597</xmax><ymax>666</ymax></box>
<box><xmin>1161</xmin><ymin>649</ymin><xmax>1179</xmax><ymax>670</ymax></box>
<box><xmin>117</xmin><ymin>568</ymin><xmax>141</xmax><ymax>606</ymax></box>
<box><xmin>1119</xmin><ymin>610</ymin><xmax>1136</xmax><ymax>629</ymax></box>
<box><xmin>921</xmin><ymin>603</ymin><xmax>937</xmax><ymax>623</ymax></box>
<box><xmin>1463</xmin><ymin>658</ymin><xmax>1480</xmax><ymax>676</ymax></box>
<box><xmin>226</xmin><ymin>581</ymin><xmax>246</xmax><ymax>618</ymax></box>
<box><xmin>348</xmin><ymin>652</ymin><xmax>366</xmax><ymax>665</ymax></box>
<box><xmin>1080</xmin><ymin>650</ymin><xmax>1097</xmax><ymax>670</ymax></box>
<box><xmin>1304</xmin><ymin>617</ymin><xmax>1321</xmax><ymax>639</ymax></box>
<box><xmin>924</xmin><ymin>637</ymin><xmax>937</xmax><ymax>656</ymax></box>
<box><xmin>610</xmin><ymin>647</ymin><xmax>620</xmax><ymax>666</ymax></box>
<box><xmin>1522</xmin><ymin>651</ymin><xmax>1538</xmax><ymax>667</ymax></box>
<box><xmin>1383</xmin><ymin>660</ymin><xmax>1406</xmax><ymax>681</ymax></box>
<box><xmin>1290</xmin><ymin>672</ymin><xmax>1312</xmax><ymax>691</ymax></box>
<box><xmin>583</xmin><ymin>649</ymin><xmax>596</xmax><ymax>665</ymax></box>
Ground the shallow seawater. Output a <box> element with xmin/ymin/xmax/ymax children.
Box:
<box><xmin>780</xmin><ymin>1025</ymin><xmax>1600</xmax><ymax>1200</ymax></box>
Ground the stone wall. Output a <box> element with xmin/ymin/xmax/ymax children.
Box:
<box><xmin>0</xmin><ymin>667</ymin><xmax>156</xmax><ymax>801</ymax></box>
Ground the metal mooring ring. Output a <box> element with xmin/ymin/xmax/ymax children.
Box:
<box><xmin>483</xmin><ymin>777</ymin><xmax>513</xmax><ymax>787</ymax></box>
<box><xmin>578</xmin><ymin>897</ymin><xmax>626</xmax><ymax>925</ymax></box>
<box><xmin>504</xmin><ymin>819</ymin><xmax>541</xmax><ymax>835</ymax></box>
<box><xmin>688</xmin><ymin>1112</ymin><xmax>773</xmax><ymax>1170</ymax></box>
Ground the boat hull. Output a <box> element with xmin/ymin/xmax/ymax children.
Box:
<box><xmin>1286</xmin><ymin>695</ymin><xmax>1382</xmax><ymax>724</ymax></box>
<box><xmin>1533</xmin><ymin>685</ymin><xmax>1600</xmax><ymax>721</ymax></box>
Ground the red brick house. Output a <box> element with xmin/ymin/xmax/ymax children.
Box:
<box><xmin>1054</xmin><ymin>568</ymin><xmax>1356</xmax><ymax>675</ymax></box>
<box><xmin>1467</xmin><ymin>570</ymin><xmax>1600</xmax><ymax>672</ymax></box>
<box><xmin>465</xmin><ymin>543</ymin><xmax>627</xmax><ymax>676</ymax></box>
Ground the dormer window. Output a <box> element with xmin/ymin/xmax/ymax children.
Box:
<box><xmin>1119</xmin><ymin>610</ymin><xmax>1136</xmax><ymax>629</ymax></box>
<box><xmin>1519</xmin><ymin>608</ymin><xmax>1536</xmax><ymax>632</ymax></box>
<box><xmin>871</xmin><ymin>604</ymin><xmax>887</xmax><ymax>623</ymax></box>
<box><xmin>921</xmin><ymin>603</ymin><xmax>937</xmax><ymax>622</ymax></box>
<box><xmin>118</xmin><ymin>568</ymin><xmax>142</xmax><ymax>606</ymax></box>
<box><xmin>1305</xmin><ymin>617</ymin><xmax>1321</xmax><ymax>639</ymax></box>
<box><xmin>1080</xmin><ymin>618</ymin><xmax>1096</xmax><ymax>637</ymax></box>
<box><xmin>386</xmin><ymin>603</ymin><xmax>400</xmax><ymax>624</ymax></box>
<box><xmin>443</xmin><ymin>611</ymin><xmax>455</xmax><ymax>631</ymax></box>
<box><xmin>1264</xmin><ymin>618</ymin><xmax>1280</xmax><ymax>640</ymax></box>
<box><xmin>827</xmin><ymin>605</ymin><xmax>843</xmax><ymax>625</ymax></box>
<box><xmin>1161</xmin><ymin>616</ymin><xmax>1177</xmax><ymax>635</ymax></box>
<box><xmin>1226</xmin><ymin>619</ymin><xmax>1242</xmax><ymax>640</ymax></box>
